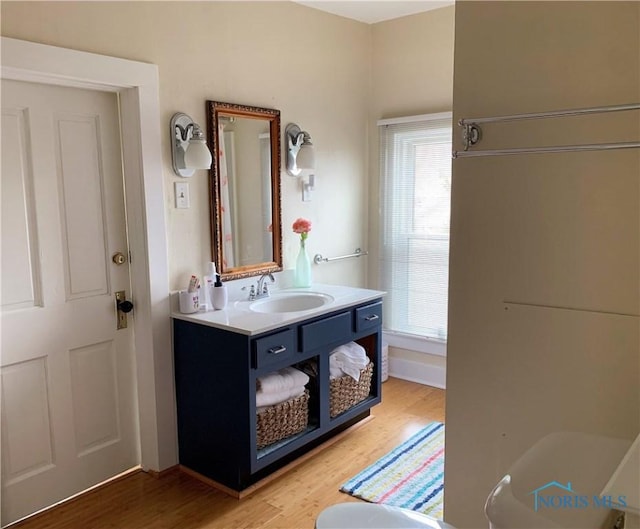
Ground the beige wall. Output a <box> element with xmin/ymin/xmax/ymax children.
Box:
<box><xmin>1</xmin><ymin>1</ymin><xmax>371</xmax><ymax>291</ymax></box>
<box><xmin>369</xmin><ymin>6</ymin><xmax>456</xmax><ymax>368</ymax></box>
<box><xmin>446</xmin><ymin>2</ymin><xmax>640</xmax><ymax>527</ymax></box>
<box><xmin>370</xmin><ymin>6</ymin><xmax>455</xmax><ymax>121</ymax></box>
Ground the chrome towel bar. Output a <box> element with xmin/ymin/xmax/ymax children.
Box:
<box><xmin>458</xmin><ymin>103</ymin><xmax>640</xmax><ymax>127</ymax></box>
<box><xmin>314</xmin><ymin>248</ymin><xmax>368</xmax><ymax>265</ymax></box>
<box><xmin>453</xmin><ymin>102</ymin><xmax>640</xmax><ymax>158</ymax></box>
<box><xmin>454</xmin><ymin>141</ymin><xmax>640</xmax><ymax>158</ymax></box>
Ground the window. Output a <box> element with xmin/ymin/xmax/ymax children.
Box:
<box><xmin>379</xmin><ymin>113</ymin><xmax>452</xmax><ymax>347</ymax></box>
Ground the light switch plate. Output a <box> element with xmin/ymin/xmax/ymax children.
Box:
<box><xmin>175</xmin><ymin>182</ymin><xmax>190</xmax><ymax>208</ymax></box>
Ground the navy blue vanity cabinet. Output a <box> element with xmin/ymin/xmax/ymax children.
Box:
<box><xmin>172</xmin><ymin>298</ymin><xmax>383</xmax><ymax>493</ymax></box>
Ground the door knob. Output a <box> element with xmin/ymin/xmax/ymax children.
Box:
<box><xmin>115</xmin><ymin>290</ymin><xmax>133</xmax><ymax>329</ymax></box>
<box><xmin>112</xmin><ymin>252</ymin><xmax>127</xmax><ymax>265</ymax></box>
<box><xmin>117</xmin><ymin>299</ymin><xmax>134</xmax><ymax>313</ymax></box>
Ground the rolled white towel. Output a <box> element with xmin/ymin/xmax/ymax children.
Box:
<box><xmin>257</xmin><ymin>367</ymin><xmax>309</xmax><ymax>393</ymax></box>
<box><xmin>330</xmin><ymin>354</ymin><xmax>362</xmax><ymax>381</ymax></box>
<box><xmin>256</xmin><ymin>385</ymin><xmax>305</xmax><ymax>408</ymax></box>
<box><xmin>329</xmin><ymin>342</ymin><xmax>369</xmax><ymax>382</ymax></box>
<box><xmin>333</xmin><ymin>342</ymin><xmax>368</xmax><ymax>365</ymax></box>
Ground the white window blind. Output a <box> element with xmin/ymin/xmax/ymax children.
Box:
<box><xmin>379</xmin><ymin>113</ymin><xmax>452</xmax><ymax>342</ymax></box>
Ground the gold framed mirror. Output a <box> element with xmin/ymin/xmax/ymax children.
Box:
<box><xmin>206</xmin><ymin>101</ymin><xmax>282</xmax><ymax>281</ymax></box>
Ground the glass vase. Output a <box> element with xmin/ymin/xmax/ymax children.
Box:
<box><xmin>294</xmin><ymin>239</ymin><xmax>312</xmax><ymax>288</ymax></box>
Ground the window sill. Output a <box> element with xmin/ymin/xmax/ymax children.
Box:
<box><xmin>383</xmin><ymin>331</ymin><xmax>447</xmax><ymax>357</ymax></box>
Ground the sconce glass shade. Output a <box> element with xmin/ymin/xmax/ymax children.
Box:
<box><xmin>296</xmin><ymin>143</ymin><xmax>315</xmax><ymax>170</ymax></box>
<box><xmin>171</xmin><ymin>113</ymin><xmax>213</xmax><ymax>177</ymax></box>
<box><xmin>184</xmin><ymin>138</ymin><xmax>213</xmax><ymax>170</ymax></box>
<box><xmin>285</xmin><ymin>122</ymin><xmax>315</xmax><ymax>176</ymax></box>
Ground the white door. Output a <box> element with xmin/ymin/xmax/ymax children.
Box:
<box><xmin>1</xmin><ymin>80</ymin><xmax>139</xmax><ymax>526</ymax></box>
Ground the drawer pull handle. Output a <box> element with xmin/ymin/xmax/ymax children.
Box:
<box><xmin>268</xmin><ymin>345</ymin><xmax>287</xmax><ymax>355</ymax></box>
<box><xmin>364</xmin><ymin>314</ymin><xmax>379</xmax><ymax>321</ymax></box>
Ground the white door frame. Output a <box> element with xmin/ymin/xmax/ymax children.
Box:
<box><xmin>1</xmin><ymin>37</ymin><xmax>177</xmax><ymax>472</ymax></box>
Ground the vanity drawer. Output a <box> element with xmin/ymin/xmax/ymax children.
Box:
<box><xmin>355</xmin><ymin>302</ymin><xmax>382</xmax><ymax>333</ymax></box>
<box><xmin>253</xmin><ymin>328</ymin><xmax>296</xmax><ymax>370</ymax></box>
<box><xmin>299</xmin><ymin>311</ymin><xmax>352</xmax><ymax>352</ymax></box>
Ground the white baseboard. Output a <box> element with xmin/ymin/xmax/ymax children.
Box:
<box><xmin>388</xmin><ymin>356</ymin><xmax>446</xmax><ymax>389</ymax></box>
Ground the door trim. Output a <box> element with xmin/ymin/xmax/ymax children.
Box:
<box><xmin>1</xmin><ymin>37</ymin><xmax>176</xmax><ymax>472</ymax></box>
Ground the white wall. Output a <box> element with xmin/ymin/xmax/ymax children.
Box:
<box><xmin>1</xmin><ymin>0</ymin><xmax>372</xmax><ymax>291</ymax></box>
<box><xmin>369</xmin><ymin>7</ymin><xmax>455</xmax><ymax>379</ymax></box>
<box><xmin>446</xmin><ymin>2</ymin><xmax>640</xmax><ymax>527</ymax></box>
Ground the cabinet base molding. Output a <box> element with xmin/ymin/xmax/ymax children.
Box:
<box><xmin>146</xmin><ymin>465</ymin><xmax>179</xmax><ymax>479</ymax></box>
<box><xmin>179</xmin><ymin>415</ymin><xmax>375</xmax><ymax>499</ymax></box>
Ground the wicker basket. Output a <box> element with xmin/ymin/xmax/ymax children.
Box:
<box><xmin>256</xmin><ymin>390</ymin><xmax>309</xmax><ymax>449</ymax></box>
<box><xmin>329</xmin><ymin>362</ymin><xmax>374</xmax><ymax>418</ymax></box>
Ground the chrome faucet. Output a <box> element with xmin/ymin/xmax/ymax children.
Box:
<box><xmin>255</xmin><ymin>273</ymin><xmax>275</xmax><ymax>299</ymax></box>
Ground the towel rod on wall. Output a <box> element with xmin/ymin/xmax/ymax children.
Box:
<box><xmin>314</xmin><ymin>248</ymin><xmax>368</xmax><ymax>265</ymax></box>
<box><xmin>458</xmin><ymin>103</ymin><xmax>640</xmax><ymax>127</ymax></box>
<box><xmin>453</xmin><ymin>102</ymin><xmax>640</xmax><ymax>158</ymax></box>
<box><xmin>453</xmin><ymin>141</ymin><xmax>640</xmax><ymax>158</ymax></box>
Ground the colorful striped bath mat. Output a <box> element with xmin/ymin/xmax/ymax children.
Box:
<box><xmin>340</xmin><ymin>422</ymin><xmax>445</xmax><ymax>519</ymax></box>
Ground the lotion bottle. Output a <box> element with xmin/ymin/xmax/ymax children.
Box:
<box><xmin>212</xmin><ymin>274</ymin><xmax>228</xmax><ymax>310</ymax></box>
<box><xmin>202</xmin><ymin>262</ymin><xmax>216</xmax><ymax>311</ymax></box>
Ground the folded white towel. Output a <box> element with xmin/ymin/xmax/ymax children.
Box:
<box><xmin>333</xmin><ymin>342</ymin><xmax>369</xmax><ymax>365</ymax></box>
<box><xmin>329</xmin><ymin>342</ymin><xmax>369</xmax><ymax>382</ymax></box>
<box><xmin>256</xmin><ymin>385</ymin><xmax>306</xmax><ymax>408</ymax></box>
<box><xmin>257</xmin><ymin>367</ymin><xmax>309</xmax><ymax>393</ymax></box>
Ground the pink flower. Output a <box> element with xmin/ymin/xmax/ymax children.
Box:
<box><xmin>292</xmin><ymin>218</ymin><xmax>312</xmax><ymax>240</ymax></box>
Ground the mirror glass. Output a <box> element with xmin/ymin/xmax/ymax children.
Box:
<box><xmin>207</xmin><ymin>101</ymin><xmax>282</xmax><ymax>280</ymax></box>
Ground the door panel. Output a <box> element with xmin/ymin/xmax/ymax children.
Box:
<box><xmin>1</xmin><ymin>358</ymin><xmax>54</xmax><ymax>484</ymax></box>
<box><xmin>69</xmin><ymin>341</ymin><xmax>120</xmax><ymax>456</ymax></box>
<box><xmin>1</xmin><ymin>108</ymin><xmax>41</xmax><ymax>310</ymax></box>
<box><xmin>57</xmin><ymin>115</ymin><xmax>110</xmax><ymax>299</ymax></box>
<box><xmin>1</xmin><ymin>79</ymin><xmax>139</xmax><ymax>526</ymax></box>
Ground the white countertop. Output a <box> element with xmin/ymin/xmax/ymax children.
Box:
<box><xmin>171</xmin><ymin>284</ymin><xmax>385</xmax><ymax>336</ymax></box>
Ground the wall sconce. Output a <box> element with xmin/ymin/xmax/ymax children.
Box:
<box><xmin>171</xmin><ymin>113</ymin><xmax>213</xmax><ymax>177</ymax></box>
<box><xmin>285</xmin><ymin>123</ymin><xmax>315</xmax><ymax>177</ymax></box>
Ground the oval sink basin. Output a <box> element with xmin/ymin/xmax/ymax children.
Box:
<box><xmin>249</xmin><ymin>292</ymin><xmax>334</xmax><ymax>314</ymax></box>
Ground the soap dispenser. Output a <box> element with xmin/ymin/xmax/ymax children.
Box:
<box><xmin>212</xmin><ymin>274</ymin><xmax>228</xmax><ymax>310</ymax></box>
<box><xmin>202</xmin><ymin>262</ymin><xmax>217</xmax><ymax>311</ymax></box>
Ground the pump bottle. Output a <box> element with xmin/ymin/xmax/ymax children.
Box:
<box><xmin>202</xmin><ymin>262</ymin><xmax>216</xmax><ymax>311</ymax></box>
<box><xmin>212</xmin><ymin>274</ymin><xmax>228</xmax><ymax>310</ymax></box>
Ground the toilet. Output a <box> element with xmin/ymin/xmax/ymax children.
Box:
<box><xmin>315</xmin><ymin>503</ymin><xmax>457</xmax><ymax>529</ymax></box>
<box><xmin>483</xmin><ymin>432</ymin><xmax>633</xmax><ymax>529</ymax></box>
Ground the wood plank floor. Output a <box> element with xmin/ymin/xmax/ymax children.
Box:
<box><xmin>13</xmin><ymin>377</ymin><xmax>445</xmax><ymax>529</ymax></box>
